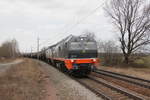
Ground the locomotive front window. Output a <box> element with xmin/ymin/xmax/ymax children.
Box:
<box><xmin>69</xmin><ymin>42</ymin><xmax>97</xmax><ymax>50</ymax></box>
<box><xmin>68</xmin><ymin>42</ymin><xmax>98</xmax><ymax>58</ymax></box>
<box><xmin>84</xmin><ymin>42</ymin><xmax>97</xmax><ymax>50</ymax></box>
<box><xmin>69</xmin><ymin>42</ymin><xmax>82</xmax><ymax>50</ymax></box>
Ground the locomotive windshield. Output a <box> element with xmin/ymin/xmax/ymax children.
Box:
<box><xmin>69</xmin><ymin>42</ymin><xmax>97</xmax><ymax>50</ymax></box>
<box><xmin>68</xmin><ymin>42</ymin><xmax>98</xmax><ymax>58</ymax></box>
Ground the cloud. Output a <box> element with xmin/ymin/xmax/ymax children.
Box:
<box><xmin>0</xmin><ymin>0</ymin><xmax>114</xmax><ymax>52</ymax></box>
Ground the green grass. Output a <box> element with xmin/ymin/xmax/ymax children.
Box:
<box><xmin>133</xmin><ymin>56</ymin><xmax>150</xmax><ymax>68</ymax></box>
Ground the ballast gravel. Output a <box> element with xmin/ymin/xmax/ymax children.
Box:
<box><xmin>38</xmin><ymin>60</ymin><xmax>102</xmax><ymax>100</ymax></box>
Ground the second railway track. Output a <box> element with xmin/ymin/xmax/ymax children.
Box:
<box><xmin>89</xmin><ymin>69</ymin><xmax>150</xmax><ymax>99</ymax></box>
<box><xmin>94</xmin><ymin>69</ymin><xmax>150</xmax><ymax>88</ymax></box>
<box><xmin>93</xmin><ymin>69</ymin><xmax>150</xmax><ymax>96</ymax></box>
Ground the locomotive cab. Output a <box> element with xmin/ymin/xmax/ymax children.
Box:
<box><xmin>66</xmin><ymin>36</ymin><xmax>99</xmax><ymax>76</ymax></box>
<box><xmin>45</xmin><ymin>35</ymin><xmax>99</xmax><ymax>77</ymax></box>
<box><xmin>68</xmin><ymin>42</ymin><xmax>98</xmax><ymax>58</ymax></box>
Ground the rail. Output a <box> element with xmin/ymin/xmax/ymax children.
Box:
<box><xmin>94</xmin><ymin>69</ymin><xmax>150</xmax><ymax>89</ymax></box>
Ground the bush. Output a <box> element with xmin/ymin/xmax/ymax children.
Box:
<box><xmin>98</xmin><ymin>40</ymin><xmax>122</xmax><ymax>66</ymax></box>
<box><xmin>0</xmin><ymin>39</ymin><xmax>20</xmax><ymax>57</ymax></box>
<box><xmin>133</xmin><ymin>56</ymin><xmax>150</xmax><ymax>68</ymax></box>
<box><xmin>99</xmin><ymin>53</ymin><xmax>123</xmax><ymax>66</ymax></box>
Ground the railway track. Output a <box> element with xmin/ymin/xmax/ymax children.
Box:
<box><xmin>94</xmin><ymin>69</ymin><xmax>150</xmax><ymax>89</ymax></box>
<box><xmin>90</xmin><ymin>69</ymin><xmax>150</xmax><ymax>99</ymax></box>
<box><xmin>48</xmin><ymin>62</ymin><xmax>150</xmax><ymax>99</ymax></box>
<box><xmin>76</xmin><ymin>76</ymin><xmax>148</xmax><ymax>100</ymax></box>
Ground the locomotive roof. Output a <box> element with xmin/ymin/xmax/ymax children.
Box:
<box><xmin>43</xmin><ymin>34</ymin><xmax>96</xmax><ymax>51</ymax></box>
<box><xmin>45</xmin><ymin>35</ymin><xmax>73</xmax><ymax>50</ymax></box>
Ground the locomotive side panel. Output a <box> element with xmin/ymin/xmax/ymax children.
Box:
<box><xmin>53</xmin><ymin>39</ymin><xmax>70</xmax><ymax>59</ymax></box>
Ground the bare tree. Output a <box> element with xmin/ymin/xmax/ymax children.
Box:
<box><xmin>105</xmin><ymin>0</ymin><xmax>150</xmax><ymax>63</ymax></box>
<box><xmin>81</xmin><ymin>31</ymin><xmax>96</xmax><ymax>39</ymax></box>
<box><xmin>0</xmin><ymin>39</ymin><xmax>20</xmax><ymax>58</ymax></box>
<box><xmin>11</xmin><ymin>39</ymin><xmax>20</xmax><ymax>57</ymax></box>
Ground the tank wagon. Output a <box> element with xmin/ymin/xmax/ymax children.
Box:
<box><xmin>45</xmin><ymin>35</ymin><xmax>99</xmax><ymax>76</ymax></box>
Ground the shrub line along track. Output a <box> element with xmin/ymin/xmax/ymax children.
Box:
<box><xmin>94</xmin><ymin>69</ymin><xmax>150</xmax><ymax>89</ymax></box>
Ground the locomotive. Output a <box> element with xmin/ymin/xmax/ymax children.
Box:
<box><xmin>44</xmin><ymin>35</ymin><xmax>99</xmax><ymax>76</ymax></box>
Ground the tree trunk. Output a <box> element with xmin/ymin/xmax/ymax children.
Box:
<box><xmin>124</xmin><ymin>55</ymin><xmax>129</xmax><ymax>64</ymax></box>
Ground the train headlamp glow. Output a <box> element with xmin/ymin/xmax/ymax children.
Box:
<box><xmin>71</xmin><ymin>60</ymin><xmax>74</xmax><ymax>62</ymax></box>
<box><xmin>93</xmin><ymin>59</ymin><xmax>96</xmax><ymax>62</ymax></box>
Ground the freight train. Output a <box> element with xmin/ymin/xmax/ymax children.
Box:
<box><xmin>25</xmin><ymin>35</ymin><xmax>99</xmax><ymax>76</ymax></box>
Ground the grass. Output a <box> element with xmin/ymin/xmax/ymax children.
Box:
<box><xmin>0</xmin><ymin>57</ymin><xmax>17</xmax><ymax>63</ymax></box>
<box><xmin>99</xmin><ymin>54</ymin><xmax>150</xmax><ymax>68</ymax></box>
<box><xmin>98</xmin><ymin>55</ymin><xmax>150</xmax><ymax>80</ymax></box>
<box><xmin>0</xmin><ymin>58</ymin><xmax>47</xmax><ymax>100</ymax></box>
<box><xmin>132</xmin><ymin>56</ymin><xmax>150</xmax><ymax>68</ymax></box>
<box><xmin>98</xmin><ymin>65</ymin><xmax>150</xmax><ymax>80</ymax></box>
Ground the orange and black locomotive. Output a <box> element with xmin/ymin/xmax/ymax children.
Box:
<box><xmin>44</xmin><ymin>35</ymin><xmax>99</xmax><ymax>76</ymax></box>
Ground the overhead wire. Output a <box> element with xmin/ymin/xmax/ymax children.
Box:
<box><xmin>33</xmin><ymin>0</ymin><xmax>104</xmax><ymax>50</ymax></box>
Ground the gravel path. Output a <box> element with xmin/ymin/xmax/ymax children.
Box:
<box><xmin>0</xmin><ymin>59</ymin><xmax>23</xmax><ymax>66</ymax></box>
<box><xmin>38</xmin><ymin>60</ymin><xmax>103</xmax><ymax>100</ymax></box>
<box><xmin>0</xmin><ymin>59</ymin><xmax>23</xmax><ymax>73</ymax></box>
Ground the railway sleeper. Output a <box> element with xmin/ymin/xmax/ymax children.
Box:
<box><xmin>88</xmin><ymin>76</ymin><xmax>149</xmax><ymax>100</ymax></box>
<box><xmin>94</xmin><ymin>70</ymin><xmax>150</xmax><ymax>89</ymax></box>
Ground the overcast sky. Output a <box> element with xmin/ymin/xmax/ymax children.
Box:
<box><xmin>0</xmin><ymin>0</ymin><xmax>119</xmax><ymax>52</ymax></box>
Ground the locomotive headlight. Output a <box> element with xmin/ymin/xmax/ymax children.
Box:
<box><xmin>93</xmin><ymin>59</ymin><xmax>96</xmax><ymax>62</ymax></box>
<box><xmin>71</xmin><ymin>59</ymin><xmax>74</xmax><ymax>63</ymax></box>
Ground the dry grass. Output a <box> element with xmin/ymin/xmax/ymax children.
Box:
<box><xmin>98</xmin><ymin>66</ymin><xmax>150</xmax><ymax>80</ymax></box>
<box><xmin>0</xmin><ymin>58</ymin><xmax>47</xmax><ymax>100</ymax></box>
<box><xmin>132</xmin><ymin>56</ymin><xmax>150</xmax><ymax>68</ymax></box>
<box><xmin>98</xmin><ymin>56</ymin><xmax>150</xmax><ymax>80</ymax></box>
<box><xmin>0</xmin><ymin>57</ymin><xmax>17</xmax><ymax>63</ymax></box>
